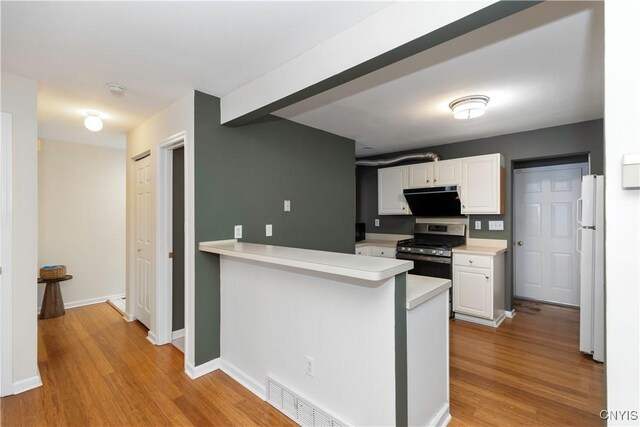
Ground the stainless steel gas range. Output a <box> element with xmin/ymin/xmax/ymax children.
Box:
<box><xmin>396</xmin><ymin>223</ymin><xmax>466</xmax><ymax>318</ymax></box>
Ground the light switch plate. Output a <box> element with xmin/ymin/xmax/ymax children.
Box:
<box><xmin>284</xmin><ymin>200</ymin><xmax>291</xmax><ymax>212</ymax></box>
<box><xmin>375</xmin><ymin>219</ymin><xmax>380</xmax><ymax>227</ymax></box>
<box><xmin>265</xmin><ymin>224</ymin><xmax>272</xmax><ymax>237</ymax></box>
<box><xmin>234</xmin><ymin>225</ymin><xmax>242</xmax><ymax>239</ymax></box>
<box><xmin>488</xmin><ymin>220</ymin><xmax>504</xmax><ymax>231</ymax></box>
<box><xmin>475</xmin><ymin>221</ymin><xmax>482</xmax><ymax>230</ymax></box>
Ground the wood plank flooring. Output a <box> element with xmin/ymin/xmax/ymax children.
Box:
<box><xmin>449</xmin><ymin>299</ymin><xmax>604</xmax><ymax>427</ymax></box>
<box><xmin>1</xmin><ymin>299</ymin><xmax>604</xmax><ymax>426</ymax></box>
<box><xmin>0</xmin><ymin>303</ymin><xmax>295</xmax><ymax>427</ymax></box>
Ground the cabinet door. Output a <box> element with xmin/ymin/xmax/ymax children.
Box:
<box><xmin>461</xmin><ymin>154</ymin><xmax>503</xmax><ymax>214</ymax></box>
<box><xmin>434</xmin><ymin>159</ymin><xmax>461</xmax><ymax>186</ymax></box>
<box><xmin>378</xmin><ymin>166</ymin><xmax>410</xmax><ymax>215</ymax></box>
<box><xmin>408</xmin><ymin>163</ymin><xmax>434</xmax><ymax>188</ymax></box>
<box><xmin>453</xmin><ymin>266</ymin><xmax>493</xmax><ymax>319</ymax></box>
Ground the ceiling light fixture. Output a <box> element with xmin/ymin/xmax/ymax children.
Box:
<box><xmin>83</xmin><ymin>111</ymin><xmax>104</xmax><ymax>132</ymax></box>
<box><xmin>449</xmin><ymin>95</ymin><xmax>490</xmax><ymax>120</ymax></box>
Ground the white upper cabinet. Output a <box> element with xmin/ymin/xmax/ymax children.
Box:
<box><xmin>378</xmin><ymin>166</ymin><xmax>411</xmax><ymax>215</ymax></box>
<box><xmin>433</xmin><ymin>159</ymin><xmax>461</xmax><ymax>186</ymax></box>
<box><xmin>460</xmin><ymin>154</ymin><xmax>505</xmax><ymax>214</ymax></box>
<box><xmin>408</xmin><ymin>163</ymin><xmax>434</xmax><ymax>188</ymax></box>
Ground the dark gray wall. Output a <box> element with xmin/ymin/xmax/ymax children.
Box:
<box><xmin>357</xmin><ymin>119</ymin><xmax>604</xmax><ymax>309</ymax></box>
<box><xmin>172</xmin><ymin>147</ymin><xmax>185</xmax><ymax>332</ymax></box>
<box><xmin>194</xmin><ymin>91</ymin><xmax>355</xmax><ymax>364</ymax></box>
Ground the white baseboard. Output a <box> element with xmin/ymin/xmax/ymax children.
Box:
<box><xmin>454</xmin><ymin>312</ymin><xmax>506</xmax><ymax>328</ymax></box>
<box><xmin>504</xmin><ymin>309</ymin><xmax>516</xmax><ymax>318</ymax></box>
<box><xmin>37</xmin><ymin>293</ymin><xmax>126</xmax><ymax>314</ymax></box>
<box><xmin>146</xmin><ymin>331</ymin><xmax>157</xmax><ymax>345</ymax></box>
<box><xmin>12</xmin><ymin>374</ymin><xmax>42</xmax><ymax>395</ymax></box>
<box><xmin>172</xmin><ymin>328</ymin><xmax>185</xmax><ymax>340</ymax></box>
<box><xmin>426</xmin><ymin>403</ymin><xmax>451</xmax><ymax>427</ymax></box>
<box><xmin>220</xmin><ymin>359</ymin><xmax>266</xmax><ymax>400</ymax></box>
<box><xmin>123</xmin><ymin>313</ymin><xmax>135</xmax><ymax>322</ymax></box>
<box><xmin>185</xmin><ymin>358</ymin><xmax>220</xmax><ymax>379</ymax></box>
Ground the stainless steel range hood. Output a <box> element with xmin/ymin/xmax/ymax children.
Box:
<box><xmin>403</xmin><ymin>186</ymin><xmax>464</xmax><ymax>217</ymax></box>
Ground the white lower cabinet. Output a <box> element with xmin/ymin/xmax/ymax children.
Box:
<box><xmin>355</xmin><ymin>245</ymin><xmax>395</xmax><ymax>258</ymax></box>
<box><xmin>453</xmin><ymin>252</ymin><xmax>505</xmax><ymax>326</ymax></box>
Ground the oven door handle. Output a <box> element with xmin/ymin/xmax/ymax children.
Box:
<box><xmin>396</xmin><ymin>253</ymin><xmax>452</xmax><ymax>264</ymax></box>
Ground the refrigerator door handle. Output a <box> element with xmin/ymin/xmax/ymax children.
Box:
<box><xmin>576</xmin><ymin>227</ymin><xmax>582</xmax><ymax>253</ymax></box>
<box><xmin>577</xmin><ymin>197</ymin><xmax>583</xmax><ymax>224</ymax></box>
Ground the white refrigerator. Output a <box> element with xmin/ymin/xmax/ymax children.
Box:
<box><xmin>577</xmin><ymin>175</ymin><xmax>604</xmax><ymax>362</ymax></box>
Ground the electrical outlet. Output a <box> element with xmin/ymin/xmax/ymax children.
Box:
<box><xmin>234</xmin><ymin>225</ymin><xmax>242</xmax><ymax>239</ymax></box>
<box><xmin>475</xmin><ymin>221</ymin><xmax>482</xmax><ymax>230</ymax></box>
<box><xmin>375</xmin><ymin>219</ymin><xmax>380</xmax><ymax>227</ymax></box>
<box><xmin>284</xmin><ymin>200</ymin><xmax>291</xmax><ymax>212</ymax></box>
<box><xmin>489</xmin><ymin>220</ymin><xmax>504</xmax><ymax>231</ymax></box>
<box><xmin>266</xmin><ymin>224</ymin><xmax>272</xmax><ymax>237</ymax></box>
<box><xmin>305</xmin><ymin>356</ymin><xmax>315</xmax><ymax>378</ymax></box>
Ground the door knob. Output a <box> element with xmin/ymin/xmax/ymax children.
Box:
<box><xmin>516</xmin><ymin>241</ymin><xmax>524</xmax><ymax>246</ymax></box>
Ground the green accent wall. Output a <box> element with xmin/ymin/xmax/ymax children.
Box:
<box><xmin>394</xmin><ymin>273</ymin><xmax>408</xmax><ymax>427</ymax></box>
<box><xmin>194</xmin><ymin>91</ymin><xmax>355</xmax><ymax>364</ymax></box>
<box><xmin>172</xmin><ymin>147</ymin><xmax>185</xmax><ymax>331</ymax></box>
<box><xmin>356</xmin><ymin>119</ymin><xmax>604</xmax><ymax>310</ymax></box>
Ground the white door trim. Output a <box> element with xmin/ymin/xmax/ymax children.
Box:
<box><xmin>1</xmin><ymin>113</ymin><xmax>13</xmax><ymax>396</ymax></box>
<box><xmin>155</xmin><ymin>131</ymin><xmax>195</xmax><ymax>373</ymax></box>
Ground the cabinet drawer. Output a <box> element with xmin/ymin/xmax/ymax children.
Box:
<box><xmin>454</xmin><ymin>254</ymin><xmax>491</xmax><ymax>268</ymax></box>
<box><xmin>355</xmin><ymin>246</ymin><xmax>371</xmax><ymax>256</ymax></box>
<box><xmin>370</xmin><ymin>246</ymin><xmax>395</xmax><ymax>258</ymax></box>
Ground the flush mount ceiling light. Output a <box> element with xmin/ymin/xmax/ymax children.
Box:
<box><xmin>83</xmin><ymin>110</ymin><xmax>104</xmax><ymax>132</ymax></box>
<box><xmin>449</xmin><ymin>95</ymin><xmax>490</xmax><ymax>120</ymax></box>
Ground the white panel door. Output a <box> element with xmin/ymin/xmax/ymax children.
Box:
<box><xmin>433</xmin><ymin>159</ymin><xmax>461</xmax><ymax>186</ymax></box>
<box><xmin>135</xmin><ymin>155</ymin><xmax>153</xmax><ymax>328</ymax></box>
<box><xmin>514</xmin><ymin>164</ymin><xmax>586</xmax><ymax>305</ymax></box>
<box><xmin>0</xmin><ymin>113</ymin><xmax>12</xmax><ymax>396</ymax></box>
<box><xmin>408</xmin><ymin>163</ymin><xmax>433</xmax><ymax>188</ymax></box>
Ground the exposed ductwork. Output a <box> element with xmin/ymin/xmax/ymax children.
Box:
<box><xmin>355</xmin><ymin>152</ymin><xmax>440</xmax><ymax>167</ymax></box>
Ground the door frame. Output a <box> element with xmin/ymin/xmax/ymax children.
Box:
<box><xmin>1</xmin><ymin>113</ymin><xmax>13</xmax><ymax>396</ymax></box>
<box><xmin>155</xmin><ymin>131</ymin><xmax>195</xmax><ymax>372</ymax></box>
<box><xmin>511</xmin><ymin>158</ymin><xmax>590</xmax><ymax>307</ymax></box>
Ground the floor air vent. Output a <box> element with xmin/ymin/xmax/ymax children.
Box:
<box><xmin>266</xmin><ymin>377</ymin><xmax>347</xmax><ymax>427</ymax></box>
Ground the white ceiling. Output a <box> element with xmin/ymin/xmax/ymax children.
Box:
<box><xmin>274</xmin><ymin>1</ymin><xmax>604</xmax><ymax>156</ymax></box>
<box><xmin>1</xmin><ymin>1</ymin><xmax>390</xmax><ymax>149</ymax></box>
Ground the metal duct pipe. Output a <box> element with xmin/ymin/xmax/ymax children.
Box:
<box><xmin>355</xmin><ymin>152</ymin><xmax>440</xmax><ymax>167</ymax></box>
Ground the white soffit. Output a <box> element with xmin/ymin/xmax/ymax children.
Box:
<box><xmin>220</xmin><ymin>0</ymin><xmax>499</xmax><ymax>124</ymax></box>
<box><xmin>274</xmin><ymin>1</ymin><xmax>604</xmax><ymax>156</ymax></box>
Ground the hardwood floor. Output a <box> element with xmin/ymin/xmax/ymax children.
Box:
<box><xmin>0</xmin><ymin>303</ymin><xmax>295</xmax><ymax>427</ymax></box>
<box><xmin>1</xmin><ymin>299</ymin><xmax>604</xmax><ymax>426</ymax></box>
<box><xmin>449</xmin><ymin>299</ymin><xmax>604</xmax><ymax>427</ymax></box>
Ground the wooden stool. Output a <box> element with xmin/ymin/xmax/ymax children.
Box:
<box><xmin>38</xmin><ymin>275</ymin><xmax>73</xmax><ymax>319</ymax></box>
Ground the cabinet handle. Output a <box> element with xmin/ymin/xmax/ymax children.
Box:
<box><xmin>402</xmin><ymin>206</ymin><xmax>405</xmax><ymax>210</ymax></box>
<box><xmin>485</xmin><ymin>276</ymin><xmax>490</xmax><ymax>280</ymax></box>
<box><xmin>462</xmin><ymin>204</ymin><xmax>466</xmax><ymax>208</ymax></box>
<box><xmin>434</xmin><ymin>179</ymin><xmax>437</xmax><ymax>183</ymax></box>
<box><xmin>427</xmin><ymin>179</ymin><xmax>430</xmax><ymax>183</ymax></box>
<box><xmin>469</xmin><ymin>260</ymin><xmax>473</xmax><ymax>264</ymax></box>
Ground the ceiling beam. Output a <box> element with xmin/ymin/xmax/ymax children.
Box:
<box><xmin>221</xmin><ymin>0</ymin><xmax>542</xmax><ymax>126</ymax></box>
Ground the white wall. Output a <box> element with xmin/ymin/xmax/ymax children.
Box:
<box><xmin>0</xmin><ymin>73</ymin><xmax>40</xmax><ymax>389</ymax></box>
<box><xmin>38</xmin><ymin>140</ymin><xmax>125</xmax><ymax>308</ymax></box>
<box><xmin>126</xmin><ymin>91</ymin><xmax>194</xmax><ymax>364</ymax></box>
<box><xmin>220</xmin><ymin>257</ymin><xmax>397</xmax><ymax>426</ymax></box>
<box><xmin>604</xmin><ymin>0</ymin><xmax>640</xmax><ymax>425</ymax></box>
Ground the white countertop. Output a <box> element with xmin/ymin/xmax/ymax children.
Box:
<box><xmin>452</xmin><ymin>245</ymin><xmax>508</xmax><ymax>256</ymax></box>
<box><xmin>199</xmin><ymin>240</ymin><xmax>413</xmax><ymax>282</ymax></box>
<box><xmin>356</xmin><ymin>239</ymin><xmax>398</xmax><ymax>248</ymax></box>
<box><xmin>406</xmin><ymin>274</ymin><xmax>451</xmax><ymax>310</ymax></box>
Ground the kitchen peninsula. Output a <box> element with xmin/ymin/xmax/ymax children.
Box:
<box><xmin>199</xmin><ymin>240</ymin><xmax>451</xmax><ymax>427</ymax></box>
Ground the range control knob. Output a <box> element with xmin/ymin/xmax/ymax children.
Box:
<box><xmin>437</xmin><ymin>250</ymin><xmax>444</xmax><ymax>255</ymax></box>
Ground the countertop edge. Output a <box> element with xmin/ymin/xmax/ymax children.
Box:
<box><xmin>452</xmin><ymin>246</ymin><xmax>508</xmax><ymax>256</ymax></box>
<box><xmin>199</xmin><ymin>241</ymin><xmax>413</xmax><ymax>282</ymax></box>
<box><xmin>406</xmin><ymin>275</ymin><xmax>452</xmax><ymax>310</ymax></box>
